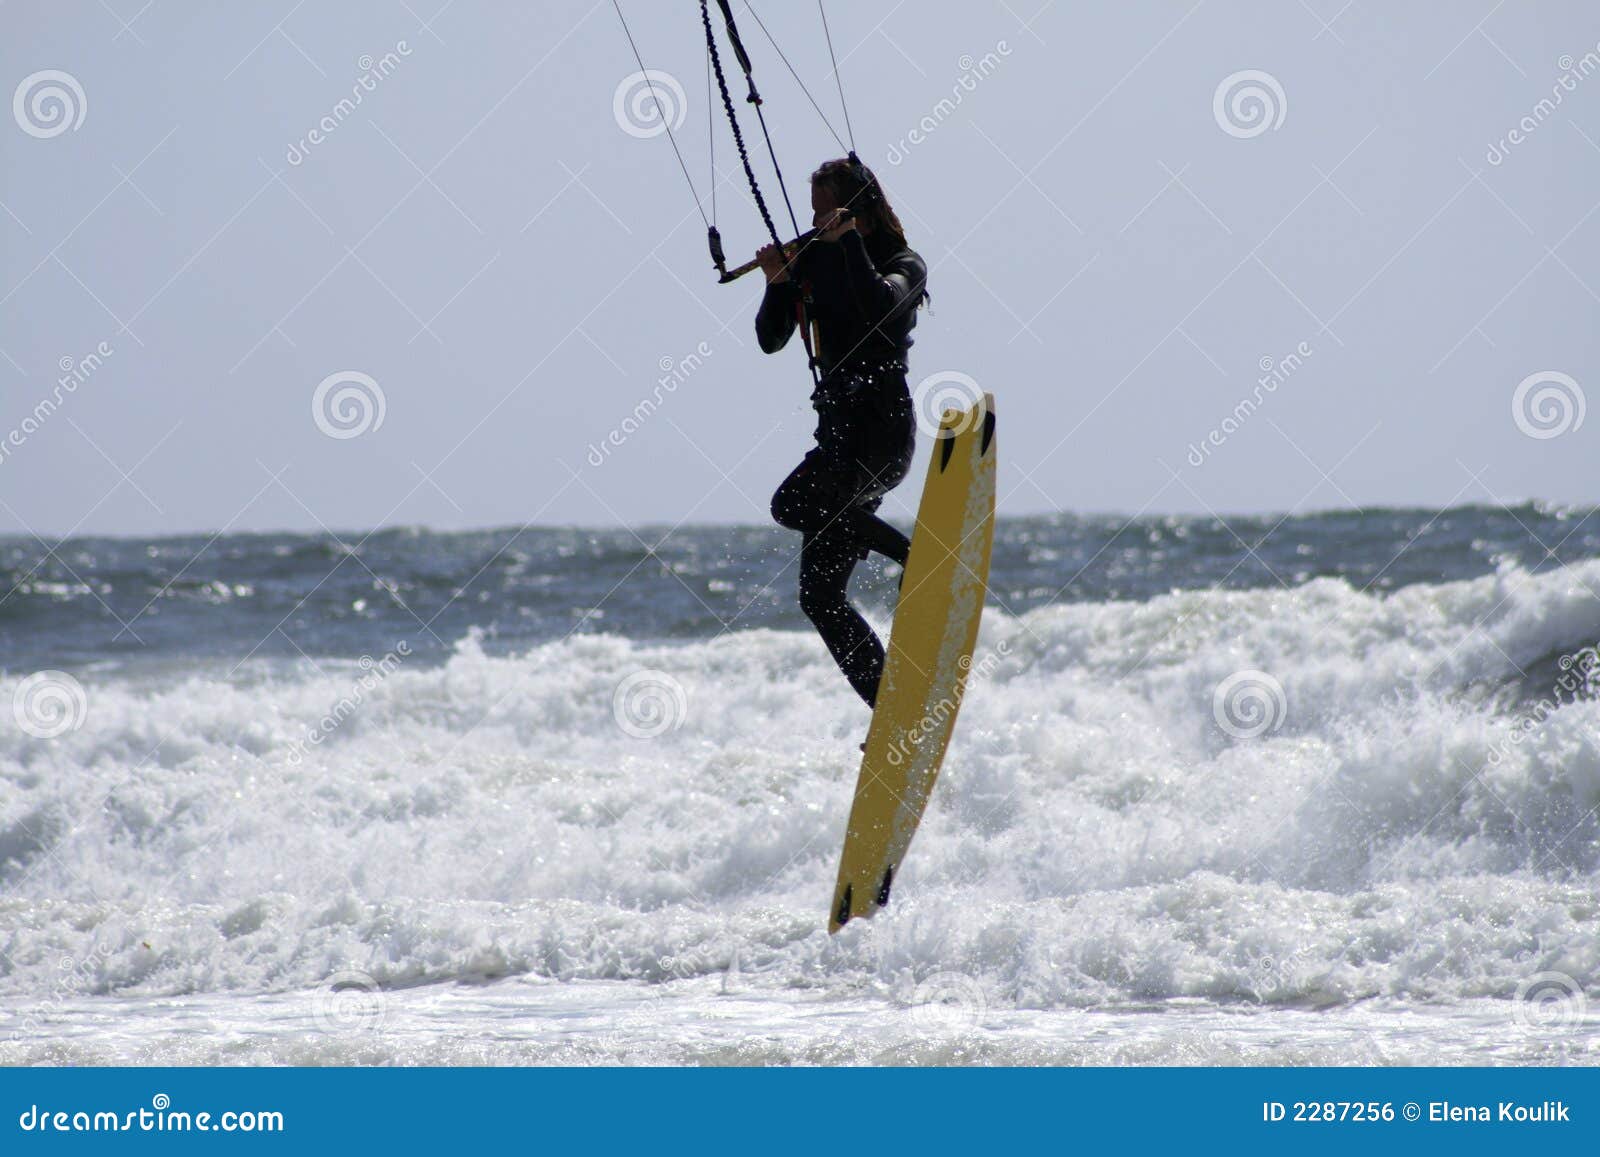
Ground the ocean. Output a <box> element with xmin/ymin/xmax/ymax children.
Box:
<box><xmin>2</xmin><ymin>505</ymin><xmax>1598</xmax><ymax>1064</ymax></box>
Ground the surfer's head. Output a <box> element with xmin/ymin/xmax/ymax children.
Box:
<box><xmin>809</xmin><ymin>155</ymin><xmax>926</xmax><ymax>307</ymax></box>
<box><xmin>810</xmin><ymin>155</ymin><xmax>901</xmax><ymax>244</ymax></box>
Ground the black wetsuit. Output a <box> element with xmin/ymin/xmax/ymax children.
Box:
<box><xmin>759</xmin><ymin>229</ymin><xmax>927</xmax><ymax>707</ymax></box>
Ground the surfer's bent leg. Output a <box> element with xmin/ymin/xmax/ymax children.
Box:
<box><xmin>770</xmin><ymin>453</ymin><xmax>909</xmax><ymax>566</ymax></box>
<box><xmin>770</xmin><ymin>395</ymin><xmax>916</xmax><ymax>706</ymax></box>
<box><xmin>844</xmin><ymin>500</ymin><xmax>910</xmax><ymax>567</ymax></box>
<box><xmin>796</xmin><ymin>530</ymin><xmax>886</xmax><ymax>707</ymax></box>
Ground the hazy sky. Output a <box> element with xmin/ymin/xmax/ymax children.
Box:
<box><xmin>2</xmin><ymin>1</ymin><xmax>1597</xmax><ymax>538</ymax></box>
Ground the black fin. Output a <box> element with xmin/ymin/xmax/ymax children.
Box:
<box><xmin>980</xmin><ymin>407</ymin><xmax>996</xmax><ymax>456</ymax></box>
<box><xmin>876</xmin><ymin>865</ymin><xmax>895</xmax><ymax>908</ymax></box>
<box><xmin>836</xmin><ymin>884</ymin><xmax>853</xmax><ymax>928</ymax></box>
<box><xmin>938</xmin><ymin>433</ymin><xmax>956</xmax><ymax>473</ymax></box>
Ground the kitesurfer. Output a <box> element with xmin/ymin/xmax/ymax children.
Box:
<box><xmin>760</xmin><ymin>157</ymin><xmax>929</xmax><ymax>708</ymax></box>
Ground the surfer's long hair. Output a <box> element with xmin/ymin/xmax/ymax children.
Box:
<box><xmin>810</xmin><ymin>156</ymin><xmax>928</xmax><ymax>307</ymax></box>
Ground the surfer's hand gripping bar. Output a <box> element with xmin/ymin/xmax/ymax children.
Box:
<box><xmin>718</xmin><ymin>226</ymin><xmax>819</xmax><ymax>284</ymax></box>
<box><xmin>718</xmin><ymin>210</ymin><xmax>853</xmax><ymax>284</ymax></box>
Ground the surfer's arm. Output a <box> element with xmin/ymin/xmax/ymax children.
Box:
<box><xmin>755</xmin><ymin>278</ymin><xmax>801</xmax><ymax>353</ymax></box>
<box><xmin>824</xmin><ymin>231</ymin><xmax>926</xmax><ymax>322</ymax></box>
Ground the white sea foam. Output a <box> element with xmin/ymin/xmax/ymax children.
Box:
<box><xmin>3</xmin><ymin>562</ymin><xmax>1598</xmax><ymax>1062</ymax></box>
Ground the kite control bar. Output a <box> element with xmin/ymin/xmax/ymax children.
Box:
<box><xmin>717</xmin><ymin>226</ymin><xmax>818</xmax><ymax>283</ymax></box>
<box><xmin>716</xmin><ymin>213</ymin><xmax>853</xmax><ymax>283</ymax></box>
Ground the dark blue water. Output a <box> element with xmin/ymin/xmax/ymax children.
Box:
<box><xmin>4</xmin><ymin>504</ymin><xmax>1599</xmax><ymax>671</ymax></box>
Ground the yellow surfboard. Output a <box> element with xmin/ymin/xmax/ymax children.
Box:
<box><xmin>829</xmin><ymin>394</ymin><xmax>997</xmax><ymax>932</ymax></box>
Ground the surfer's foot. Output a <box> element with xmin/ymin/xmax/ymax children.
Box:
<box><xmin>859</xmin><ymin>741</ymin><xmax>866</xmax><ymax>753</ymax></box>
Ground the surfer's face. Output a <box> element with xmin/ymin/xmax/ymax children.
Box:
<box><xmin>811</xmin><ymin>181</ymin><xmax>873</xmax><ymax>234</ymax></box>
<box><xmin>811</xmin><ymin>182</ymin><xmax>840</xmax><ymax>228</ymax></box>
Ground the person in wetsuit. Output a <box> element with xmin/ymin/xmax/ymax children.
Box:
<box><xmin>757</xmin><ymin>157</ymin><xmax>929</xmax><ymax>709</ymax></box>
